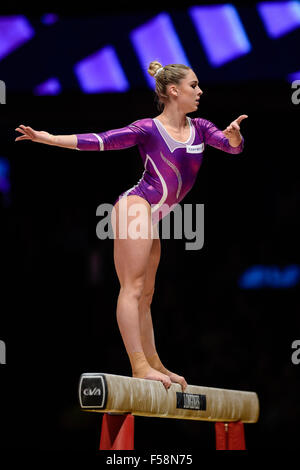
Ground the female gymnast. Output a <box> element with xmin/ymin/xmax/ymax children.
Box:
<box><xmin>15</xmin><ymin>61</ymin><xmax>247</xmax><ymax>391</ymax></box>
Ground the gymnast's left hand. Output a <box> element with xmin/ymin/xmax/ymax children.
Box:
<box><xmin>222</xmin><ymin>114</ymin><xmax>248</xmax><ymax>143</ymax></box>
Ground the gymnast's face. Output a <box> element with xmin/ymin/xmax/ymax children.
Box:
<box><xmin>168</xmin><ymin>69</ymin><xmax>203</xmax><ymax>113</ymax></box>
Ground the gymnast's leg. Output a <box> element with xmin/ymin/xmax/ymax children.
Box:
<box><xmin>112</xmin><ymin>195</ymin><xmax>171</xmax><ymax>389</ymax></box>
<box><xmin>138</xmin><ymin>224</ymin><xmax>187</xmax><ymax>391</ymax></box>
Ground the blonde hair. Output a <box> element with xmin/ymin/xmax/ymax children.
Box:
<box><xmin>148</xmin><ymin>61</ymin><xmax>191</xmax><ymax>111</ymax></box>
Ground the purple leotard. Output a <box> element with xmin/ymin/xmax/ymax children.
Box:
<box><xmin>76</xmin><ymin>117</ymin><xmax>244</xmax><ymax>225</ymax></box>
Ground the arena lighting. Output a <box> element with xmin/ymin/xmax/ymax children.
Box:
<box><xmin>287</xmin><ymin>69</ymin><xmax>300</xmax><ymax>81</ymax></box>
<box><xmin>74</xmin><ymin>45</ymin><xmax>130</xmax><ymax>93</ymax></box>
<box><xmin>1</xmin><ymin>7</ymin><xmax>299</xmax><ymax>93</ymax></box>
<box><xmin>130</xmin><ymin>12</ymin><xmax>191</xmax><ymax>89</ymax></box>
<box><xmin>40</xmin><ymin>13</ymin><xmax>59</xmax><ymax>25</ymax></box>
<box><xmin>0</xmin><ymin>15</ymin><xmax>35</xmax><ymax>61</ymax></box>
<box><xmin>34</xmin><ymin>77</ymin><xmax>62</xmax><ymax>96</ymax></box>
<box><xmin>0</xmin><ymin>157</ymin><xmax>10</xmax><ymax>195</ymax></box>
<box><xmin>257</xmin><ymin>1</ymin><xmax>300</xmax><ymax>38</ymax></box>
<box><xmin>238</xmin><ymin>264</ymin><xmax>300</xmax><ymax>288</ymax></box>
<box><xmin>188</xmin><ymin>4</ymin><xmax>251</xmax><ymax>67</ymax></box>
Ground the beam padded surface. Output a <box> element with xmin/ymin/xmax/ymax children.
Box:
<box><xmin>79</xmin><ymin>373</ymin><xmax>259</xmax><ymax>423</ymax></box>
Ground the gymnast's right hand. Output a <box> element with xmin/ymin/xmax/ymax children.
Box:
<box><xmin>15</xmin><ymin>125</ymin><xmax>54</xmax><ymax>145</ymax></box>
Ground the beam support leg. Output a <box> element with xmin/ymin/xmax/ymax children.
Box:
<box><xmin>215</xmin><ymin>422</ymin><xmax>246</xmax><ymax>450</ymax></box>
<box><xmin>99</xmin><ymin>413</ymin><xmax>135</xmax><ymax>450</ymax></box>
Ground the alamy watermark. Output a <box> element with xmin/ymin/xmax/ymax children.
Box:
<box><xmin>0</xmin><ymin>339</ymin><xmax>6</xmax><ymax>364</ymax></box>
<box><xmin>291</xmin><ymin>80</ymin><xmax>300</xmax><ymax>105</ymax></box>
<box><xmin>96</xmin><ymin>202</ymin><xmax>204</xmax><ymax>251</ymax></box>
<box><xmin>291</xmin><ymin>340</ymin><xmax>300</xmax><ymax>365</ymax></box>
<box><xmin>0</xmin><ymin>80</ymin><xmax>6</xmax><ymax>104</ymax></box>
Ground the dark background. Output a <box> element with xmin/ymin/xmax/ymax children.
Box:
<box><xmin>0</xmin><ymin>3</ymin><xmax>299</xmax><ymax>451</ymax></box>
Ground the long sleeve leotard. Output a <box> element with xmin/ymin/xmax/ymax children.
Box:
<box><xmin>76</xmin><ymin>117</ymin><xmax>244</xmax><ymax>225</ymax></box>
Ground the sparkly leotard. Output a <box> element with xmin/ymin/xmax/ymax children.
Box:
<box><xmin>76</xmin><ymin>117</ymin><xmax>244</xmax><ymax>224</ymax></box>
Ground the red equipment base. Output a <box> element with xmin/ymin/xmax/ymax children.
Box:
<box><xmin>215</xmin><ymin>422</ymin><xmax>246</xmax><ymax>450</ymax></box>
<box><xmin>99</xmin><ymin>413</ymin><xmax>135</xmax><ymax>450</ymax></box>
<box><xmin>99</xmin><ymin>414</ymin><xmax>246</xmax><ymax>450</ymax></box>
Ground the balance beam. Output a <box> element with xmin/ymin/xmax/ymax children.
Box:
<box><xmin>79</xmin><ymin>373</ymin><xmax>259</xmax><ymax>423</ymax></box>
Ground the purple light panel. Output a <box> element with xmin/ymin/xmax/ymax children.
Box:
<box><xmin>0</xmin><ymin>15</ymin><xmax>35</xmax><ymax>61</ymax></box>
<box><xmin>189</xmin><ymin>5</ymin><xmax>251</xmax><ymax>67</ymax></box>
<box><xmin>40</xmin><ymin>13</ymin><xmax>59</xmax><ymax>25</ymax></box>
<box><xmin>130</xmin><ymin>13</ymin><xmax>191</xmax><ymax>89</ymax></box>
<box><xmin>288</xmin><ymin>70</ymin><xmax>300</xmax><ymax>81</ymax></box>
<box><xmin>0</xmin><ymin>157</ymin><xmax>10</xmax><ymax>194</ymax></box>
<box><xmin>257</xmin><ymin>1</ymin><xmax>300</xmax><ymax>38</ymax></box>
<box><xmin>74</xmin><ymin>45</ymin><xmax>129</xmax><ymax>93</ymax></box>
<box><xmin>34</xmin><ymin>78</ymin><xmax>62</xmax><ymax>96</ymax></box>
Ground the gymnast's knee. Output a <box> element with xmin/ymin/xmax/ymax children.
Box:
<box><xmin>120</xmin><ymin>279</ymin><xmax>146</xmax><ymax>303</ymax></box>
<box><xmin>138</xmin><ymin>288</ymin><xmax>155</xmax><ymax>311</ymax></box>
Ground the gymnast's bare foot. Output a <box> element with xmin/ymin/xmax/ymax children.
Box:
<box><xmin>135</xmin><ymin>367</ymin><xmax>172</xmax><ymax>390</ymax></box>
<box><xmin>145</xmin><ymin>354</ymin><xmax>188</xmax><ymax>391</ymax></box>
<box><xmin>164</xmin><ymin>371</ymin><xmax>188</xmax><ymax>391</ymax></box>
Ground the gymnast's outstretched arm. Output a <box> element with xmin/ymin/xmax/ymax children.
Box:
<box><xmin>15</xmin><ymin>121</ymin><xmax>149</xmax><ymax>150</ymax></box>
<box><xmin>15</xmin><ymin>125</ymin><xmax>77</xmax><ymax>149</ymax></box>
<box><xmin>196</xmin><ymin>114</ymin><xmax>248</xmax><ymax>154</ymax></box>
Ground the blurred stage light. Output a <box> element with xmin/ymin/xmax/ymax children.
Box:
<box><xmin>238</xmin><ymin>264</ymin><xmax>300</xmax><ymax>288</ymax></box>
<box><xmin>188</xmin><ymin>5</ymin><xmax>251</xmax><ymax>67</ymax></box>
<box><xmin>257</xmin><ymin>1</ymin><xmax>300</xmax><ymax>38</ymax></box>
<box><xmin>74</xmin><ymin>45</ymin><xmax>129</xmax><ymax>93</ymax></box>
<box><xmin>34</xmin><ymin>77</ymin><xmax>62</xmax><ymax>95</ymax></box>
<box><xmin>1</xmin><ymin>7</ymin><xmax>299</xmax><ymax>93</ymax></box>
<box><xmin>0</xmin><ymin>15</ymin><xmax>35</xmax><ymax>62</ymax></box>
<box><xmin>287</xmin><ymin>69</ymin><xmax>300</xmax><ymax>81</ymax></box>
<box><xmin>40</xmin><ymin>13</ymin><xmax>59</xmax><ymax>25</ymax></box>
<box><xmin>0</xmin><ymin>157</ymin><xmax>10</xmax><ymax>195</ymax></box>
<box><xmin>130</xmin><ymin>12</ymin><xmax>191</xmax><ymax>89</ymax></box>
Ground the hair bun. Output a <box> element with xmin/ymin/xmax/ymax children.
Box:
<box><xmin>147</xmin><ymin>61</ymin><xmax>163</xmax><ymax>78</ymax></box>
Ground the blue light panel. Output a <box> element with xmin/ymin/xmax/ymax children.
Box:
<box><xmin>0</xmin><ymin>157</ymin><xmax>10</xmax><ymax>194</ymax></box>
<box><xmin>189</xmin><ymin>5</ymin><xmax>251</xmax><ymax>67</ymax></box>
<box><xmin>257</xmin><ymin>1</ymin><xmax>300</xmax><ymax>38</ymax></box>
<box><xmin>40</xmin><ymin>13</ymin><xmax>59</xmax><ymax>25</ymax></box>
<box><xmin>238</xmin><ymin>264</ymin><xmax>300</xmax><ymax>289</ymax></box>
<box><xmin>130</xmin><ymin>12</ymin><xmax>191</xmax><ymax>89</ymax></box>
<box><xmin>0</xmin><ymin>15</ymin><xmax>35</xmax><ymax>61</ymax></box>
<box><xmin>34</xmin><ymin>77</ymin><xmax>62</xmax><ymax>95</ymax></box>
<box><xmin>74</xmin><ymin>45</ymin><xmax>129</xmax><ymax>93</ymax></box>
<box><xmin>287</xmin><ymin>70</ymin><xmax>300</xmax><ymax>81</ymax></box>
